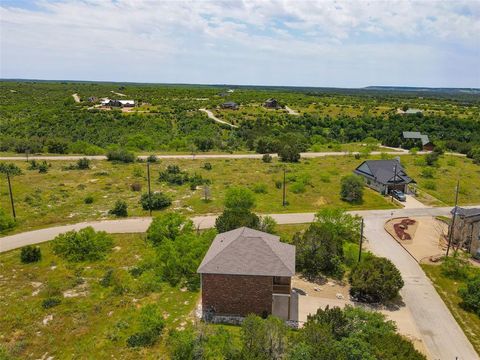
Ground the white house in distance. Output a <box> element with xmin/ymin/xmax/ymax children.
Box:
<box><xmin>100</xmin><ymin>98</ymin><xmax>135</xmax><ymax>107</ymax></box>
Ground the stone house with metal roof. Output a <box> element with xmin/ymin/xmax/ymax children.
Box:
<box><xmin>197</xmin><ymin>227</ymin><xmax>295</xmax><ymax>322</ymax></box>
<box><xmin>449</xmin><ymin>207</ymin><xmax>480</xmax><ymax>258</ymax></box>
<box><xmin>354</xmin><ymin>159</ymin><xmax>415</xmax><ymax>195</ymax></box>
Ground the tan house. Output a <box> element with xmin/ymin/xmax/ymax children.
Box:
<box><xmin>197</xmin><ymin>227</ymin><xmax>295</xmax><ymax>322</ymax></box>
<box><xmin>450</xmin><ymin>207</ymin><xmax>480</xmax><ymax>258</ymax></box>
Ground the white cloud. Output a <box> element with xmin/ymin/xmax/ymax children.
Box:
<box><xmin>0</xmin><ymin>0</ymin><xmax>479</xmax><ymax>86</ymax></box>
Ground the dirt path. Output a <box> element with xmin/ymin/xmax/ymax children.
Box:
<box><xmin>199</xmin><ymin>108</ymin><xmax>238</xmax><ymax>128</ymax></box>
<box><xmin>110</xmin><ymin>91</ymin><xmax>127</xmax><ymax>97</ymax></box>
<box><xmin>72</xmin><ymin>93</ymin><xmax>80</xmax><ymax>103</ymax></box>
<box><xmin>284</xmin><ymin>106</ymin><xmax>300</xmax><ymax>116</ymax></box>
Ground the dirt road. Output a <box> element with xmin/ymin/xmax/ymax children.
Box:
<box><xmin>199</xmin><ymin>108</ymin><xmax>238</xmax><ymax>128</ymax></box>
<box><xmin>72</xmin><ymin>93</ymin><xmax>80</xmax><ymax>103</ymax></box>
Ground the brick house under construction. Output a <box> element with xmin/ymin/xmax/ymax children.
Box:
<box><xmin>197</xmin><ymin>227</ymin><xmax>295</xmax><ymax>322</ymax></box>
<box><xmin>450</xmin><ymin>207</ymin><xmax>480</xmax><ymax>259</ymax></box>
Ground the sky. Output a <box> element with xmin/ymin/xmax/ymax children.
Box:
<box><xmin>1</xmin><ymin>0</ymin><xmax>479</xmax><ymax>88</ymax></box>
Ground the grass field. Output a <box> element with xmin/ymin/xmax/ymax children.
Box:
<box><xmin>0</xmin><ymin>233</ymin><xmax>198</xmax><ymax>359</ymax></box>
<box><xmin>421</xmin><ymin>264</ymin><xmax>480</xmax><ymax>355</ymax></box>
<box><xmin>0</xmin><ymin>155</ymin><xmax>401</xmax><ymax>234</ymax></box>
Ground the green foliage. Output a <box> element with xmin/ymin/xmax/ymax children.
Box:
<box><xmin>459</xmin><ymin>273</ymin><xmax>480</xmax><ymax>316</ymax></box>
<box><xmin>340</xmin><ymin>174</ymin><xmax>364</xmax><ymax>203</ymax></box>
<box><xmin>252</xmin><ymin>182</ymin><xmax>268</xmax><ymax>194</ymax></box>
<box><xmin>215</xmin><ymin>209</ymin><xmax>260</xmax><ymax>233</ymax></box>
<box><xmin>146</xmin><ymin>154</ymin><xmax>158</xmax><ymax>163</ymax></box>
<box><xmin>42</xmin><ymin>297</ymin><xmax>61</xmax><ymax>309</ymax></box>
<box><xmin>37</xmin><ymin>161</ymin><xmax>49</xmax><ymax>173</ymax></box>
<box><xmin>0</xmin><ymin>208</ymin><xmax>15</xmax><ymax>232</ymax></box>
<box><xmin>425</xmin><ymin>152</ymin><xmax>439</xmax><ymax>166</ymax></box>
<box><xmin>468</xmin><ymin>146</ymin><xmax>480</xmax><ymax>164</ymax></box>
<box><xmin>46</xmin><ymin>138</ymin><xmax>69</xmax><ymax>154</ymax></box>
<box><xmin>51</xmin><ymin>227</ymin><xmax>113</xmax><ymax>262</ymax></box>
<box><xmin>146</xmin><ymin>212</ymin><xmax>195</xmax><ymax>246</ymax></box>
<box><xmin>106</xmin><ymin>148</ymin><xmax>136</xmax><ymax>163</ymax></box>
<box><xmin>109</xmin><ymin>200</ymin><xmax>128</xmax><ymax>217</ymax></box>
<box><xmin>224</xmin><ymin>186</ymin><xmax>256</xmax><ymax>211</ymax></box>
<box><xmin>349</xmin><ymin>256</ymin><xmax>404</xmax><ymax>303</ymax></box>
<box><xmin>76</xmin><ymin>157</ymin><xmax>91</xmax><ymax>169</ymax></box>
<box><xmin>258</xmin><ymin>215</ymin><xmax>277</xmax><ymax>234</ymax></box>
<box><xmin>290</xmin><ymin>181</ymin><xmax>306</xmax><ymax>194</ymax></box>
<box><xmin>127</xmin><ymin>304</ymin><xmax>165</xmax><ymax>348</ymax></box>
<box><xmin>423</xmin><ymin>180</ymin><xmax>436</xmax><ymax>190</ymax></box>
<box><xmin>441</xmin><ymin>255</ymin><xmax>472</xmax><ymax>280</ymax></box>
<box><xmin>140</xmin><ymin>192</ymin><xmax>172</xmax><ymax>210</ymax></box>
<box><xmin>420</xmin><ymin>167</ymin><xmax>435</xmax><ymax>178</ymax></box>
<box><xmin>203</xmin><ymin>162</ymin><xmax>212</xmax><ymax>170</ymax></box>
<box><xmin>20</xmin><ymin>246</ymin><xmax>41</xmax><ymax>263</ymax></box>
<box><xmin>262</xmin><ymin>153</ymin><xmax>273</xmax><ymax>163</ymax></box>
<box><xmin>84</xmin><ymin>195</ymin><xmax>94</xmax><ymax>204</ymax></box>
<box><xmin>0</xmin><ymin>162</ymin><xmax>22</xmax><ymax>176</ymax></box>
<box><xmin>241</xmin><ymin>315</ymin><xmax>288</xmax><ymax>359</ymax></box>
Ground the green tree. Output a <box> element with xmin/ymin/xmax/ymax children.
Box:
<box><xmin>146</xmin><ymin>213</ymin><xmax>195</xmax><ymax>246</ymax></box>
<box><xmin>215</xmin><ymin>186</ymin><xmax>260</xmax><ymax>233</ymax></box>
<box><xmin>349</xmin><ymin>256</ymin><xmax>404</xmax><ymax>303</ymax></box>
<box><xmin>224</xmin><ymin>186</ymin><xmax>256</xmax><ymax>211</ymax></box>
<box><xmin>459</xmin><ymin>273</ymin><xmax>480</xmax><ymax>316</ymax></box>
<box><xmin>109</xmin><ymin>200</ymin><xmax>128</xmax><ymax>217</ymax></box>
<box><xmin>340</xmin><ymin>174</ymin><xmax>364</xmax><ymax>203</ymax></box>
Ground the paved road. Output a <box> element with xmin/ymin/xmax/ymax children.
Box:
<box><xmin>0</xmin><ymin>150</ymin><xmax>417</xmax><ymax>161</ymax></box>
<box><xmin>1</xmin><ymin>206</ymin><xmax>478</xmax><ymax>359</ymax></box>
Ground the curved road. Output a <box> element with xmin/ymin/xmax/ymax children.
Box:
<box><xmin>1</xmin><ymin>206</ymin><xmax>478</xmax><ymax>359</ymax></box>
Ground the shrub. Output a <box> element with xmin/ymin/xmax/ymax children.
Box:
<box><xmin>84</xmin><ymin>195</ymin><xmax>94</xmax><ymax>204</ymax></box>
<box><xmin>262</xmin><ymin>154</ymin><xmax>272</xmax><ymax>163</ymax></box>
<box><xmin>459</xmin><ymin>274</ymin><xmax>480</xmax><ymax>316</ymax></box>
<box><xmin>340</xmin><ymin>175</ymin><xmax>364</xmax><ymax>203</ymax></box>
<box><xmin>215</xmin><ymin>210</ymin><xmax>260</xmax><ymax>233</ymax></box>
<box><xmin>252</xmin><ymin>183</ymin><xmax>268</xmax><ymax>194</ymax></box>
<box><xmin>440</xmin><ymin>255</ymin><xmax>471</xmax><ymax>280</ymax></box>
<box><xmin>290</xmin><ymin>182</ymin><xmax>306</xmax><ymax>194</ymax></box>
<box><xmin>0</xmin><ymin>208</ymin><xmax>15</xmax><ymax>232</ymax></box>
<box><xmin>420</xmin><ymin>167</ymin><xmax>435</xmax><ymax>178</ymax></box>
<box><xmin>127</xmin><ymin>305</ymin><xmax>166</xmax><ymax>348</ymax></box>
<box><xmin>140</xmin><ymin>192</ymin><xmax>172</xmax><ymax>211</ymax></box>
<box><xmin>77</xmin><ymin>157</ymin><xmax>91</xmax><ymax>169</ymax></box>
<box><xmin>146</xmin><ymin>213</ymin><xmax>195</xmax><ymax>246</ymax></box>
<box><xmin>109</xmin><ymin>200</ymin><xmax>128</xmax><ymax>217</ymax></box>
<box><xmin>425</xmin><ymin>152</ymin><xmax>439</xmax><ymax>166</ymax></box>
<box><xmin>20</xmin><ymin>246</ymin><xmax>42</xmax><ymax>263</ymax></box>
<box><xmin>203</xmin><ymin>162</ymin><xmax>212</xmax><ymax>170</ymax></box>
<box><xmin>224</xmin><ymin>187</ymin><xmax>256</xmax><ymax>211</ymax></box>
<box><xmin>51</xmin><ymin>227</ymin><xmax>113</xmax><ymax>262</ymax></box>
<box><xmin>349</xmin><ymin>256</ymin><xmax>404</xmax><ymax>303</ymax></box>
<box><xmin>38</xmin><ymin>161</ymin><xmax>49</xmax><ymax>173</ymax></box>
<box><xmin>130</xmin><ymin>182</ymin><xmax>142</xmax><ymax>191</ymax></box>
<box><xmin>106</xmin><ymin>148</ymin><xmax>135</xmax><ymax>163</ymax></box>
<box><xmin>42</xmin><ymin>297</ymin><xmax>61</xmax><ymax>309</ymax></box>
<box><xmin>147</xmin><ymin>154</ymin><xmax>158</xmax><ymax>163</ymax></box>
<box><xmin>423</xmin><ymin>180</ymin><xmax>436</xmax><ymax>190</ymax></box>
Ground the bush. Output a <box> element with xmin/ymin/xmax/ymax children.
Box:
<box><xmin>224</xmin><ymin>187</ymin><xmax>256</xmax><ymax>211</ymax></box>
<box><xmin>349</xmin><ymin>256</ymin><xmax>404</xmax><ymax>303</ymax></box>
<box><xmin>274</xmin><ymin>180</ymin><xmax>282</xmax><ymax>189</ymax></box>
<box><xmin>147</xmin><ymin>154</ymin><xmax>158</xmax><ymax>163</ymax></box>
<box><xmin>140</xmin><ymin>192</ymin><xmax>172</xmax><ymax>211</ymax></box>
<box><xmin>146</xmin><ymin>213</ymin><xmax>195</xmax><ymax>246</ymax></box>
<box><xmin>459</xmin><ymin>274</ymin><xmax>480</xmax><ymax>316</ymax></box>
<box><xmin>127</xmin><ymin>305</ymin><xmax>166</xmax><ymax>348</ymax></box>
<box><xmin>423</xmin><ymin>180</ymin><xmax>436</xmax><ymax>190</ymax></box>
<box><xmin>38</xmin><ymin>161</ymin><xmax>49</xmax><ymax>173</ymax></box>
<box><xmin>51</xmin><ymin>227</ymin><xmax>113</xmax><ymax>262</ymax></box>
<box><xmin>290</xmin><ymin>182</ymin><xmax>306</xmax><ymax>194</ymax></box>
<box><xmin>262</xmin><ymin>154</ymin><xmax>272</xmax><ymax>163</ymax></box>
<box><xmin>0</xmin><ymin>208</ymin><xmax>15</xmax><ymax>232</ymax></box>
<box><xmin>252</xmin><ymin>183</ymin><xmax>268</xmax><ymax>194</ymax></box>
<box><xmin>20</xmin><ymin>246</ymin><xmax>42</xmax><ymax>263</ymax></box>
<box><xmin>203</xmin><ymin>162</ymin><xmax>212</xmax><ymax>170</ymax></box>
<box><xmin>46</xmin><ymin>138</ymin><xmax>69</xmax><ymax>154</ymax></box>
<box><xmin>130</xmin><ymin>182</ymin><xmax>142</xmax><ymax>191</ymax></box>
<box><xmin>84</xmin><ymin>195</ymin><xmax>94</xmax><ymax>204</ymax></box>
<box><xmin>77</xmin><ymin>157</ymin><xmax>91</xmax><ymax>169</ymax></box>
<box><xmin>42</xmin><ymin>297</ymin><xmax>61</xmax><ymax>309</ymax></box>
<box><xmin>340</xmin><ymin>174</ymin><xmax>364</xmax><ymax>203</ymax></box>
<box><xmin>109</xmin><ymin>200</ymin><xmax>128</xmax><ymax>217</ymax></box>
<box><xmin>420</xmin><ymin>167</ymin><xmax>435</xmax><ymax>178</ymax></box>
<box><xmin>215</xmin><ymin>210</ymin><xmax>260</xmax><ymax>233</ymax></box>
<box><xmin>425</xmin><ymin>152</ymin><xmax>439</xmax><ymax>166</ymax></box>
<box><xmin>440</xmin><ymin>255</ymin><xmax>471</xmax><ymax>280</ymax></box>
<box><xmin>106</xmin><ymin>148</ymin><xmax>135</xmax><ymax>163</ymax></box>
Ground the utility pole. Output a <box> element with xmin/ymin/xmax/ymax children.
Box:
<box><xmin>446</xmin><ymin>180</ymin><xmax>460</xmax><ymax>257</ymax></box>
<box><xmin>391</xmin><ymin>162</ymin><xmax>397</xmax><ymax>202</ymax></box>
<box><xmin>6</xmin><ymin>172</ymin><xmax>16</xmax><ymax>219</ymax></box>
<box><xmin>358</xmin><ymin>218</ymin><xmax>364</xmax><ymax>262</ymax></box>
<box><xmin>282</xmin><ymin>167</ymin><xmax>287</xmax><ymax>206</ymax></box>
<box><xmin>147</xmin><ymin>162</ymin><xmax>152</xmax><ymax>216</ymax></box>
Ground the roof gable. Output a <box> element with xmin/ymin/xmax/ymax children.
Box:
<box><xmin>197</xmin><ymin>227</ymin><xmax>295</xmax><ymax>277</ymax></box>
<box><xmin>355</xmin><ymin>160</ymin><xmax>414</xmax><ymax>185</ymax></box>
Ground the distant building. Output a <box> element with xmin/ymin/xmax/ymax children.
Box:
<box><xmin>354</xmin><ymin>159</ymin><xmax>415</xmax><ymax>195</ymax></box>
<box><xmin>87</xmin><ymin>96</ymin><xmax>98</xmax><ymax>102</ymax></box>
<box><xmin>221</xmin><ymin>101</ymin><xmax>239</xmax><ymax>110</ymax></box>
<box><xmin>397</xmin><ymin>108</ymin><xmax>423</xmax><ymax>115</ymax></box>
<box><xmin>449</xmin><ymin>207</ymin><xmax>480</xmax><ymax>258</ymax></box>
<box><xmin>403</xmin><ymin>131</ymin><xmax>434</xmax><ymax>151</ymax></box>
<box><xmin>264</xmin><ymin>98</ymin><xmax>280</xmax><ymax>109</ymax></box>
<box><xmin>101</xmin><ymin>98</ymin><xmax>135</xmax><ymax>107</ymax></box>
<box><xmin>198</xmin><ymin>227</ymin><xmax>295</xmax><ymax>322</ymax></box>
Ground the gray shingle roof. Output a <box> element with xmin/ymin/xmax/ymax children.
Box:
<box><xmin>354</xmin><ymin>159</ymin><xmax>414</xmax><ymax>185</ymax></box>
<box><xmin>451</xmin><ymin>207</ymin><xmax>480</xmax><ymax>218</ymax></box>
<box><xmin>403</xmin><ymin>131</ymin><xmax>432</xmax><ymax>146</ymax></box>
<box><xmin>197</xmin><ymin>227</ymin><xmax>295</xmax><ymax>277</ymax></box>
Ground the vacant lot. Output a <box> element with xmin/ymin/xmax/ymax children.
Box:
<box><xmin>421</xmin><ymin>264</ymin><xmax>480</xmax><ymax>355</ymax></box>
<box><xmin>0</xmin><ymin>233</ymin><xmax>198</xmax><ymax>359</ymax></box>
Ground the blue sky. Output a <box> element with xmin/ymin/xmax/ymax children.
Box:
<box><xmin>1</xmin><ymin>0</ymin><xmax>479</xmax><ymax>88</ymax></box>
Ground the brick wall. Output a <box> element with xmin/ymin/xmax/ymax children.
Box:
<box><xmin>202</xmin><ymin>274</ymin><xmax>273</xmax><ymax>317</ymax></box>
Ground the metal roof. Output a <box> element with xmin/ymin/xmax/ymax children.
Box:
<box><xmin>197</xmin><ymin>227</ymin><xmax>295</xmax><ymax>277</ymax></box>
<box><xmin>402</xmin><ymin>131</ymin><xmax>431</xmax><ymax>146</ymax></box>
